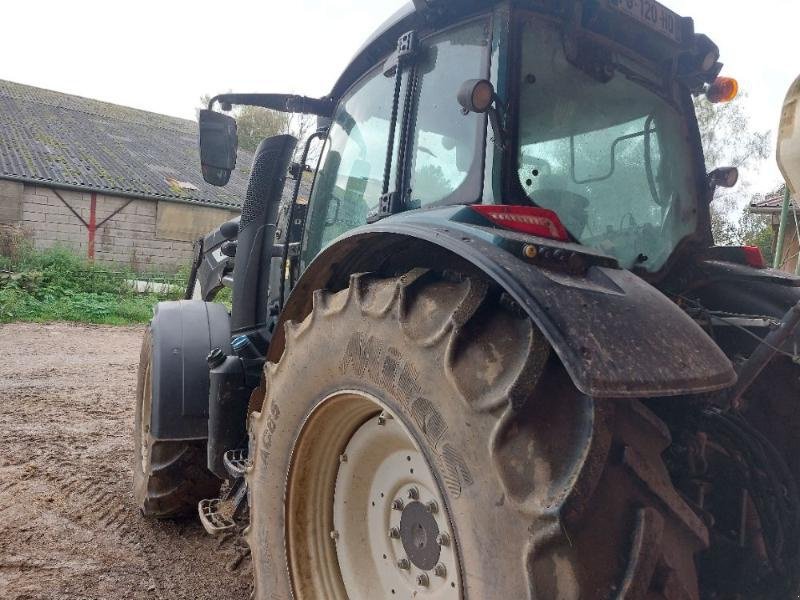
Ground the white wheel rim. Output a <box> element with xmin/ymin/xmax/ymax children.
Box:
<box><xmin>285</xmin><ymin>392</ymin><xmax>463</xmax><ymax>599</ymax></box>
<box><xmin>333</xmin><ymin>411</ymin><xmax>461</xmax><ymax>599</ymax></box>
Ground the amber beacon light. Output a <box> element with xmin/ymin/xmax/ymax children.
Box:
<box><xmin>706</xmin><ymin>77</ymin><xmax>739</xmax><ymax>104</ymax></box>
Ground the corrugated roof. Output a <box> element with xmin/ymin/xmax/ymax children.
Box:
<box><xmin>750</xmin><ymin>184</ymin><xmax>798</xmax><ymax>214</ymax></box>
<box><xmin>0</xmin><ymin>79</ymin><xmax>253</xmax><ymax>208</ymax></box>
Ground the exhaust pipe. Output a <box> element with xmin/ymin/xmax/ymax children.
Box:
<box><xmin>230</xmin><ymin>134</ymin><xmax>297</xmax><ymax>338</ymax></box>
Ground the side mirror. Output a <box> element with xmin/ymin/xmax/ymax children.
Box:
<box><xmin>199</xmin><ymin>109</ymin><xmax>238</xmax><ymax>186</ymax></box>
<box><xmin>708</xmin><ymin>167</ymin><xmax>739</xmax><ymax>189</ymax></box>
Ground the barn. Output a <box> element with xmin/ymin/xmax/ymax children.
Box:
<box><xmin>0</xmin><ymin>79</ymin><xmax>254</xmax><ymax>272</ymax></box>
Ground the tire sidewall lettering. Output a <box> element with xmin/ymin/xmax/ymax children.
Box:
<box><xmin>340</xmin><ymin>330</ymin><xmax>473</xmax><ymax>499</ymax></box>
<box><xmin>259</xmin><ymin>401</ymin><xmax>281</xmax><ymax>465</ymax></box>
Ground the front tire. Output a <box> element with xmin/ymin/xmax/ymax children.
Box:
<box><xmin>247</xmin><ymin>270</ymin><xmax>708</xmax><ymax>599</ymax></box>
<box><xmin>133</xmin><ymin>327</ymin><xmax>219</xmax><ymax>518</ymax></box>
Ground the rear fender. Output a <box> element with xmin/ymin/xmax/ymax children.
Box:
<box><xmin>149</xmin><ymin>300</ymin><xmax>232</xmax><ymax>440</ymax></box>
<box><xmin>691</xmin><ymin>259</ymin><xmax>800</xmax><ymax>355</ymax></box>
<box><xmin>275</xmin><ymin>212</ymin><xmax>735</xmax><ymax>398</ymax></box>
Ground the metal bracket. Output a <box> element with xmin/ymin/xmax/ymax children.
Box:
<box><xmin>383</xmin><ymin>30</ymin><xmax>419</xmax><ymax>77</ymax></box>
<box><xmin>397</xmin><ymin>30</ymin><xmax>417</xmax><ymax>57</ymax></box>
<box><xmin>367</xmin><ymin>192</ymin><xmax>403</xmax><ymax>223</ymax></box>
<box><xmin>373</xmin><ymin>29</ymin><xmax>419</xmax><ymax>224</ymax></box>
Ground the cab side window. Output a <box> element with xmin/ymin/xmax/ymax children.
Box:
<box><xmin>302</xmin><ymin>67</ymin><xmax>400</xmax><ymax>262</ymax></box>
<box><xmin>407</xmin><ymin>20</ymin><xmax>490</xmax><ymax>208</ymax></box>
<box><xmin>302</xmin><ymin>18</ymin><xmax>490</xmax><ymax>264</ymax></box>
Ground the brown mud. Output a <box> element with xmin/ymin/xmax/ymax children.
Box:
<box><xmin>0</xmin><ymin>323</ymin><xmax>250</xmax><ymax>599</ymax></box>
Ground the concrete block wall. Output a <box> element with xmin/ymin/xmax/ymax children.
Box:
<box><xmin>0</xmin><ymin>180</ymin><xmax>24</xmax><ymax>223</ymax></box>
<box><xmin>15</xmin><ymin>184</ymin><xmax>229</xmax><ymax>273</ymax></box>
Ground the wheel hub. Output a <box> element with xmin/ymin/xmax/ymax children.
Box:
<box><xmin>400</xmin><ymin>500</ymin><xmax>441</xmax><ymax>571</ymax></box>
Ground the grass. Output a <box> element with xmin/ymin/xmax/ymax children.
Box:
<box><xmin>0</xmin><ymin>235</ymin><xmax>186</xmax><ymax>325</ymax></box>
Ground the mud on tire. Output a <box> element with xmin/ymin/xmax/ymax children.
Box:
<box><xmin>133</xmin><ymin>327</ymin><xmax>219</xmax><ymax>518</ymax></box>
<box><xmin>247</xmin><ymin>269</ymin><xmax>709</xmax><ymax>599</ymax></box>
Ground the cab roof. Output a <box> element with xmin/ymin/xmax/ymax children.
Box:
<box><xmin>329</xmin><ymin>0</ymin><xmax>721</xmax><ymax>101</ymax></box>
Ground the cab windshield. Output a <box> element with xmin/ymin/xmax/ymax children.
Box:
<box><xmin>516</xmin><ymin>17</ymin><xmax>699</xmax><ymax>271</ymax></box>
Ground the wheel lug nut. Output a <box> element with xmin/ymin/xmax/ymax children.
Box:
<box><xmin>436</xmin><ymin>532</ymin><xmax>450</xmax><ymax>546</ymax></box>
<box><xmin>330</xmin><ymin>530</ymin><xmax>339</xmax><ymax>540</ymax></box>
<box><xmin>338</xmin><ymin>453</ymin><xmax>348</xmax><ymax>463</ymax></box>
<box><xmin>396</xmin><ymin>558</ymin><xmax>410</xmax><ymax>570</ymax></box>
<box><xmin>388</xmin><ymin>527</ymin><xmax>400</xmax><ymax>539</ymax></box>
<box><xmin>407</xmin><ymin>487</ymin><xmax>419</xmax><ymax>500</ymax></box>
<box><xmin>426</xmin><ymin>500</ymin><xmax>438</xmax><ymax>513</ymax></box>
<box><xmin>417</xmin><ymin>573</ymin><xmax>429</xmax><ymax>587</ymax></box>
<box><xmin>391</xmin><ymin>499</ymin><xmax>404</xmax><ymax>511</ymax></box>
<box><xmin>434</xmin><ymin>563</ymin><xmax>447</xmax><ymax>577</ymax></box>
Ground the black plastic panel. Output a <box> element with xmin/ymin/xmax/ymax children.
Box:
<box><xmin>231</xmin><ymin>134</ymin><xmax>297</xmax><ymax>335</ymax></box>
<box><xmin>149</xmin><ymin>300</ymin><xmax>231</xmax><ymax>440</ymax></box>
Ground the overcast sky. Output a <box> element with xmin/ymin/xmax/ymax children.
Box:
<box><xmin>1</xmin><ymin>0</ymin><xmax>797</xmax><ymax>194</ymax></box>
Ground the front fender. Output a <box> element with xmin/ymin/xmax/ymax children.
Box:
<box><xmin>276</xmin><ymin>208</ymin><xmax>735</xmax><ymax>398</ymax></box>
<box><xmin>150</xmin><ymin>300</ymin><xmax>232</xmax><ymax>440</ymax></box>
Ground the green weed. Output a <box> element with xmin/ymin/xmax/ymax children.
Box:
<box><xmin>0</xmin><ymin>244</ymin><xmax>186</xmax><ymax>325</ymax></box>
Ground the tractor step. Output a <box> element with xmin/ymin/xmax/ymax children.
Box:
<box><xmin>198</xmin><ymin>477</ymin><xmax>249</xmax><ymax>537</ymax></box>
<box><xmin>223</xmin><ymin>448</ymin><xmax>249</xmax><ymax>480</ymax></box>
<box><xmin>198</xmin><ymin>498</ymin><xmax>236</xmax><ymax>535</ymax></box>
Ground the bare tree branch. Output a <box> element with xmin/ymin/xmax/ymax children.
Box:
<box><xmin>694</xmin><ymin>93</ymin><xmax>773</xmax><ymax>247</ymax></box>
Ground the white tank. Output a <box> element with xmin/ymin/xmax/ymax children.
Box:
<box><xmin>777</xmin><ymin>74</ymin><xmax>800</xmax><ymax>195</ymax></box>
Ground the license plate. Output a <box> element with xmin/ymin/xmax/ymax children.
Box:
<box><xmin>609</xmin><ymin>0</ymin><xmax>682</xmax><ymax>44</ymax></box>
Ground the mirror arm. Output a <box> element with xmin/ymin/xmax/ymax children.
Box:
<box><xmin>487</xmin><ymin>107</ymin><xmax>505</xmax><ymax>150</ymax></box>
<box><xmin>208</xmin><ymin>93</ymin><xmax>334</xmax><ymax>116</ymax></box>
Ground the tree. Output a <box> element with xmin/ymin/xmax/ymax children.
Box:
<box><xmin>236</xmin><ymin>105</ymin><xmax>291</xmax><ymax>153</ymax></box>
<box><xmin>739</xmin><ymin>209</ymin><xmax>775</xmax><ymax>265</ymax></box>
<box><xmin>713</xmin><ymin>199</ymin><xmax>775</xmax><ymax>264</ymax></box>
<box><xmin>412</xmin><ymin>164</ymin><xmax>452</xmax><ymax>203</ymax></box>
<box><xmin>693</xmin><ymin>94</ymin><xmax>772</xmax><ymax>246</ymax></box>
<box><xmin>694</xmin><ymin>94</ymin><xmax>771</xmax><ymax>171</ymax></box>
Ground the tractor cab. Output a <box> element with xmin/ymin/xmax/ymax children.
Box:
<box><xmin>200</xmin><ymin>0</ymin><xmax>732</xmax><ymax>285</ymax></box>
<box><xmin>300</xmin><ymin>1</ymin><xmax>726</xmax><ymax>278</ymax></box>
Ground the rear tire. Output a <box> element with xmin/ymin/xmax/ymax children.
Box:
<box><xmin>247</xmin><ymin>270</ymin><xmax>709</xmax><ymax>599</ymax></box>
<box><xmin>133</xmin><ymin>327</ymin><xmax>219</xmax><ymax>518</ymax></box>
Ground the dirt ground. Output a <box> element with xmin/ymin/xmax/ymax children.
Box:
<box><xmin>0</xmin><ymin>323</ymin><xmax>251</xmax><ymax>600</ymax></box>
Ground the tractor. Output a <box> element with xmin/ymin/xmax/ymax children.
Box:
<box><xmin>133</xmin><ymin>0</ymin><xmax>800</xmax><ymax>598</ymax></box>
